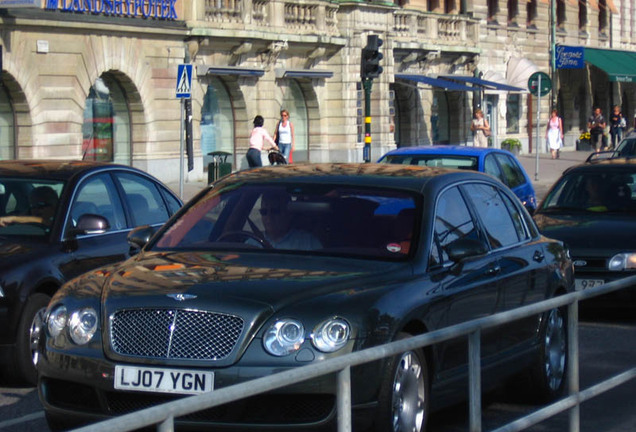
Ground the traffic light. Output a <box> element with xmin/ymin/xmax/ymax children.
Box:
<box><xmin>361</xmin><ymin>35</ymin><xmax>383</xmax><ymax>80</ymax></box>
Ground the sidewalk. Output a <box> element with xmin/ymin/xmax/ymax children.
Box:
<box><xmin>168</xmin><ymin>149</ymin><xmax>592</xmax><ymax>203</ymax></box>
<box><xmin>517</xmin><ymin>149</ymin><xmax>590</xmax><ymax>199</ymax></box>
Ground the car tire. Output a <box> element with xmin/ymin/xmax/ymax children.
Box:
<box><xmin>374</xmin><ymin>332</ymin><xmax>429</xmax><ymax>432</ymax></box>
<box><xmin>526</xmin><ymin>306</ymin><xmax>568</xmax><ymax>403</ymax></box>
<box><xmin>8</xmin><ymin>293</ymin><xmax>50</xmax><ymax>386</ymax></box>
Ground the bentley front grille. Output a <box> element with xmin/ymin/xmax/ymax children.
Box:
<box><xmin>110</xmin><ymin>308</ymin><xmax>244</xmax><ymax>360</ymax></box>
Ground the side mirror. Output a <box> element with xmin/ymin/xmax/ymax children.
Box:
<box><xmin>446</xmin><ymin>238</ymin><xmax>488</xmax><ymax>262</ymax></box>
<box><xmin>128</xmin><ymin>225</ymin><xmax>156</xmax><ymax>250</ymax></box>
<box><xmin>68</xmin><ymin>214</ymin><xmax>110</xmax><ymax>237</ymax></box>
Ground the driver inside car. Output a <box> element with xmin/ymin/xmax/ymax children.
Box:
<box><xmin>255</xmin><ymin>191</ymin><xmax>322</xmax><ymax>251</ymax></box>
<box><xmin>0</xmin><ymin>186</ymin><xmax>59</xmax><ymax>228</ymax></box>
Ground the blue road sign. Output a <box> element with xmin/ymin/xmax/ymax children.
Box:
<box><xmin>176</xmin><ymin>64</ymin><xmax>193</xmax><ymax>99</ymax></box>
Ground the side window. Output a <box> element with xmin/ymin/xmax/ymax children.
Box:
<box><xmin>495</xmin><ymin>154</ymin><xmax>526</xmax><ymax>188</ymax></box>
<box><xmin>463</xmin><ymin>183</ymin><xmax>521</xmax><ymax>249</ymax></box>
<box><xmin>484</xmin><ymin>154</ymin><xmax>504</xmax><ymax>183</ymax></box>
<box><xmin>117</xmin><ymin>172</ymin><xmax>169</xmax><ymax>226</ymax></box>
<box><xmin>71</xmin><ymin>174</ymin><xmax>125</xmax><ymax>231</ymax></box>
<box><xmin>160</xmin><ymin>189</ymin><xmax>182</xmax><ymax>215</ymax></box>
<box><xmin>432</xmin><ymin>187</ymin><xmax>478</xmax><ymax>265</ymax></box>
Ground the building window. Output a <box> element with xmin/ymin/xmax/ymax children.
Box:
<box><xmin>0</xmin><ymin>84</ymin><xmax>14</xmax><ymax>160</ymax></box>
<box><xmin>506</xmin><ymin>94</ymin><xmax>520</xmax><ymax>134</ymax></box>
<box><xmin>578</xmin><ymin>2</ymin><xmax>587</xmax><ymax>32</ymax></box>
<box><xmin>556</xmin><ymin>0</ymin><xmax>566</xmax><ymax>30</ymax></box>
<box><xmin>201</xmin><ymin>77</ymin><xmax>234</xmax><ymax>169</ymax></box>
<box><xmin>428</xmin><ymin>0</ymin><xmax>441</xmax><ymax>13</ymax></box>
<box><xmin>507</xmin><ymin>0</ymin><xmax>519</xmax><ymax>26</ymax></box>
<box><xmin>488</xmin><ymin>0</ymin><xmax>499</xmax><ymax>23</ymax></box>
<box><xmin>598</xmin><ymin>0</ymin><xmax>608</xmax><ymax>35</ymax></box>
<box><xmin>526</xmin><ymin>0</ymin><xmax>537</xmax><ymax>28</ymax></box>
<box><xmin>82</xmin><ymin>76</ymin><xmax>130</xmax><ymax>163</ymax></box>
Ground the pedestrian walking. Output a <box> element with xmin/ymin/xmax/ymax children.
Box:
<box><xmin>246</xmin><ymin>115</ymin><xmax>278</xmax><ymax>168</ymax></box>
<box><xmin>587</xmin><ymin>107</ymin><xmax>606</xmax><ymax>152</ymax></box>
<box><xmin>609</xmin><ymin>105</ymin><xmax>625</xmax><ymax>149</ymax></box>
<box><xmin>545</xmin><ymin>109</ymin><xmax>563</xmax><ymax>159</ymax></box>
<box><xmin>273</xmin><ymin>109</ymin><xmax>295</xmax><ymax>163</ymax></box>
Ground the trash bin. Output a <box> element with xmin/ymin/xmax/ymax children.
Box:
<box><xmin>207</xmin><ymin>151</ymin><xmax>232</xmax><ymax>183</ymax></box>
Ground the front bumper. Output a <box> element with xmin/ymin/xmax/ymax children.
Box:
<box><xmin>38</xmin><ymin>346</ymin><xmax>380</xmax><ymax>430</ymax></box>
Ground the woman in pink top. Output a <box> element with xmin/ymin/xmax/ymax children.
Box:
<box><xmin>545</xmin><ymin>109</ymin><xmax>563</xmax><ymax>159</ymax></box>
<box><xmin>246</xmin><ymin>115</ymin><xmax>278</xmax><ymax>168</ymax></box>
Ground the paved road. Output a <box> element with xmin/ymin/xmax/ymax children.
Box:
<box><xmin>1</xmin><ymin>314</ymin><xmax>634</xmax><ymax>431</ymax></box>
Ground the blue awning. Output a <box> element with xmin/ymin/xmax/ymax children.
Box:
<box><xmin>395</xmin><ymin>74</ymin><xmax>475</xmax><ymax>92</ymax></box>
<box><xmin>439</xmin><ymin>75</ymin><xmax>526</xmax><ymax>92</ymax></box>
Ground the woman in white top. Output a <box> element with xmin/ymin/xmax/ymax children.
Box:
<box><xmin>545</xmin><ymin>109</ymin><xmax>564</xmax><ymax>159</ymax></box>
<box><xmin>470</xmin><ymin>109</ymin><xmax>490</xmax><ymax>148</ymax></box>
<box><xmin>273</xmin><ymin>109</ymin><xmax>295</xmax><ymax>162</ymax></box>
<box><xmin>246</xmin><ymin>115</ymin><xmax>278</xmax><ymax>168</ymax></box>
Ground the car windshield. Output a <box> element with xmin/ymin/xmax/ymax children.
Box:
<box><xmin>152</xmin><ymin>183</ymin><xmax>419</xmax><ymax>260</ymax></box>
<box><xmin>616</xmin><ymin>137</ymin><xmax>636</xmax><ymax>157</ymax></box>
<box><xmin>0</xmin><ymin>178</ymin><xmax>65</xmax><ymax>237</ymax></box>
<box><xmin>381</xmin><ymin>154</ymin><xmax>478</xmax><ymax>170</ymax></box>
<box><xmin>540</xmin><ymin>171</ymin><xmax>636</xmax><ymax>213</ymax></box>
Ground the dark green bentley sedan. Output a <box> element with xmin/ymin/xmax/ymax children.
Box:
<box><xmin>37</xmin><ymin>164</ymin><xmax>573</xmax><ymax>431</ymax></box>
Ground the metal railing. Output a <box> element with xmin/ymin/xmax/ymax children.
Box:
<box><xmin>73</xmin><ymin>275</ymin><xmax>636</xmax><ymax>432</ymax></box>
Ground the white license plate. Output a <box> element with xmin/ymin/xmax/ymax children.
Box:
<box><xmin>114</xmin><ymin>365</ymin><xmax>214</xmax><ymax>395</ymax></box>
<box><xmin>574</xmin><ymin>278</ymin><xmax>604</xmax><ymax>291</ymax></box>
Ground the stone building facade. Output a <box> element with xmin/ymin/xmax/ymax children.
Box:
<box><xmin>0</xmin><ymin>0</ymin><xmax>634</xmax><ymax>184</ymax></box>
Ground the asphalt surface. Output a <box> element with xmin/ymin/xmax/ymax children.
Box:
<box><xmin>168</xmin><ymin>149</ymin><xmax>593</xmax><ymax>203</ymax></box>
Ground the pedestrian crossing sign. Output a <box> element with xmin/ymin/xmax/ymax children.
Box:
<box><xmin>176</xmin><ymin>64</ymin><xmax>193</xmax><ymax>99</ymax></box>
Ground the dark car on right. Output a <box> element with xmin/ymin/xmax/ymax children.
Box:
<box><xmin>534</xmin><ymin>157</ymin><xmax>636</xmax><ymax>307</ymax></box>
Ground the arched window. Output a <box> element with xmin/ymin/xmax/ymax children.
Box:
<box><xmin>0</xmin><ymin>84</ymin><xmax>15</xmax><ymax>160</ymax></box>
<box><xmin>201</xmin><ymin>77</ymin><xmax>234</xmax><ymax>168</ymax></box>
<box><xmin>578</xmin><ymin>1</ymin><xmax>587</xmax><ymax>32</ymax></box>
<box><xmin>488</xmin><ymin>0</ymin><xmax>499</xmax><ymax>23</ymax></box>
<box><xmin>508</xmin><ymin>0</ymin><xmax>519</xmax><ymax>26</ymax></box>
<box><xmin>598</xmin><ymin>0</ymin><xmax>608</xmax><ymax>34</ymax></box>
<box><xmin>82</xmin><ymin>76</ymin><xmax>131</xmax><ymax>163</ymax></box>
<box><xmin>556</xmin><ymin>0</ymin><xmax>566</xmax><ymax>30</ymax></box>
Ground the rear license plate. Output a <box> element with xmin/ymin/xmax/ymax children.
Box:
<box><xmin>574</xmin><ymin>278</ymin><xmax>604</xmax><ymax>291</ymax></box>
<box><xmin>114</xmin><ymin>365</ymin><xmax>214</xmax><ymax>395</ymax></box>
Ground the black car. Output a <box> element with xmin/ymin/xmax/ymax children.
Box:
<box><xmin>0</xmin><ymin>160</ymin><xmax>182</xmax><ymax>384</ymax></box>
<box><xmin>37</xmin><ymin>164</ymin><xmax>573</xmax><ymax>431</ymax></box>
<box><xmin>534</xmin><ymin>157</ymin><xmax>636</xmax><ymax>306</ymax></box>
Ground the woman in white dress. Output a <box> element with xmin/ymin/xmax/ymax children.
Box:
<box><xmin>470</xmin><ymin>109</ymin><xmax>490</xmax><ymax>147</ymax></box>
<box><xmin>545</xmin><ymin>109</ymin><xmax>563</xmax><ymax>159</ymax></box>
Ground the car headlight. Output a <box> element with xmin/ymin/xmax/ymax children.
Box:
<box><xmin>47</xmin><ymin>305</ymin><xmax>68</xmax><ymax>338</ymax></box>
<box><xmin>69</xmin><ymin>308</ymin><xmax>98</xmax><ymax>345</ymax></box>
<box><xmin>312</xmin><ymin>318</ymin><xmax>350</xmax><ymax>353</ymax></box>
<box><xmin>608</xmin><ymin>253</ymin><xmax>636</xmax><ymax>271</ymax></box>
<box><xmin>263</xmin><ymin>319</ymin><xmax>305</xmax><ymax>356</ymax></box>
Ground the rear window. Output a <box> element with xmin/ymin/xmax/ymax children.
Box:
<box><xmin>381</xmin><ymin>154</ymin><xmax>478</xmax><ymax>170</ymax></box>
<box><xmin>153</xmin><ymin>184</ymin><xmax>420</xmax><ymax>260</ymax></box>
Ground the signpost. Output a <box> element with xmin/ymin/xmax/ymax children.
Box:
<box><xmin>176</xmin><ymin>64</ymin><xmax>193</xmax><ymax>199</ymax></box>
<box><xmin>528</xmin><ymin>72</ymin><xmax>552</xmax><ymax>181</ymax></box>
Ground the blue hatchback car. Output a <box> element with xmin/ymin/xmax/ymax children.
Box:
<box><xmin>378</xmin><ymin>145</ymin><xmax>537</xmax><ymax>212</ymax></box>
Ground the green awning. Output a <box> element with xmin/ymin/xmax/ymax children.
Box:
<box><xmin>584</xmin><ymin>48</ymin><xmax>636</xmax><ymax>83</ymax></box>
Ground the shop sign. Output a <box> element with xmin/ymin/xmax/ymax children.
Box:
<box><xmin>43</xmin><ymin>0</ymin><xmax>179</xmax><ymax>20</ymax></box>
<box><xmin>555</xmin><ymin>45</ymin><xmax>584</xmax><ymax>69</ymax></box>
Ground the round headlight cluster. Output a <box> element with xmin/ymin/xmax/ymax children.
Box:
<box><xmin>263</xmin><ymin>319</ymin><xmax>305</xmax><ymax>356</ymax></box>
<box><xmin>608</xmin><ymin>253</ymin><xmax>636</xmax><ymax>271</ymax></box>
<box><xmin>312</xmin><ymin>318</ymin><xmax>350</xmax><ymax>353</ymax></box>
<box><xmin>263</xmin><ymin>317</ymin><xmax>351</xmax><ymax>356</ymax></box>
<box><xmin>46</xmin><ymin>305</ymin><xmax>98</xmax><ymax>345</ymax></box>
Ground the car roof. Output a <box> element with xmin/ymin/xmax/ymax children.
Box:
<box><xmin>0</xmin><ymin>160</ymin><xmax>138</xmax><ymax>180</ymax></box>
<box><xmin>379</xmin><ymin>145</ymin><xmax>513</xmax><ymax>159</ymax></box>
<box><xmin>566</xmin><ymin>158</ymin><xmax>636</xmax><ymax>175</ymax></box>
<box><xmin>214</xmin><ymin>163</ymin><xmax>499</xmax><ymax>193</ymax></box>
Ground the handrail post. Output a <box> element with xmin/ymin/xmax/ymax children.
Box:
<box><xmin>157</xmin><ymin>415</ymin><xmax>174</xmax><ymax>432</ymax></box>
<box><xmin>337</xmin><ymin>366</ymin><xmax>352</xmax><ymax>432</ymax></box>
<box><xmin>469</xmin><ymin>330</ymin><xmax>482</xmax><ymax>432</ymax></box>
<box><xmin>567</xmin><ymin>301</ymin><xmax>580</xmax><ymax>432</ymax></box>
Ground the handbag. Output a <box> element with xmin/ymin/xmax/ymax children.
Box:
<box><xmin>483</xmin><ymin>128</ymin><xmax>491</xmax><ymax>137</ymax></box>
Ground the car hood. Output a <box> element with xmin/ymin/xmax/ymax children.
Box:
<box><xmin>89</xmin><ymin>251</ymin><xmax>409</xmax><ymax>366</ymax></box>
<box><xmin>534</xmin><ymin>212</ymin><xmax>636</xmax><ymax>252</ymax></box>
